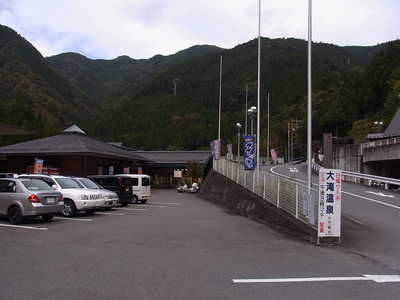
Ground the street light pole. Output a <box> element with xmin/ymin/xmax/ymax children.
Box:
<box><xmin>218</xmin><ymin>56</ymin><xmax>223</xmax><ymax>141</ymax></box>
<box><xmin>257</xmin><ymin>0</ymin><xmax>261</xmax><ymax>176</ymax></box>
<box><xmin>307</xmin><ymin>0</ymin><xmax>313</xmax><ymax>194</ymax></box>
<box><xmin>374</xmin><ymin>121</ymin><xmax>383</xmax><ymax>133</ymax></box>
<box><xmin>267</xmin><ymin>93</ymin><xmax>270</xmax><ymax>165</ymax></box>
<box><xmin>248</xmin><ymin>106</ymin><xmax>257</xmax><ymax>136</ymax></box>
<box><xmin>236</xmin><ymin>123</ymin><xmax>241</xmax><ymax>163</ymax></box>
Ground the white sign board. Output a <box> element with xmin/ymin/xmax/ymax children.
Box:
<box><xmin>318</xmin><ymin>168</ymin><xmax>342</xmax><ymax>238</ymax></box>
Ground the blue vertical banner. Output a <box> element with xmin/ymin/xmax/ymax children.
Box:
<box><xmin>243</xmin><ymin>135</ymin><xmax>256</xmax><ymax>170</ymax></box>
<box><xmin>210</xmin><ymin>141</ymin><xmax>215</xmax><ymax>159</ymax></box>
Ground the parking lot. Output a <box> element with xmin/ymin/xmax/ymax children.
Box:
<box><xmin>1</xmin><ymin>189</ymin><xmax>399</xmax><ymax>300</ymax></box>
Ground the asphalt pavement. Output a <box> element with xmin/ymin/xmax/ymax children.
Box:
<box><xmin>0</xmin><ymin>188</ymin><xmax>399</xmax><ymax>299</ymax></box>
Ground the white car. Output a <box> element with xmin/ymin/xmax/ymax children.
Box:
<box><xmin>17</xmin><ymin>175</ymin><xmax>104</xmax><ymax>217</ymax></box>
<box><xmin>70</xmin><ymin>177</ymin><xmax>120</xmax><ymax>210</ymax></box>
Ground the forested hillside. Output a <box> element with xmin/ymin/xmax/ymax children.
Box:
<box><xmin>0</xmin><ymin>25</ymin><xmax>101</xmax><ymax>145</ymax></box>
<box><xmin>46</xmin><ymin>45</ymin><xmax>222</xmax><ymax>108</ymax></box>
<box><xmin>1</xmin><ymin>24</ymin><xmax>399</xmax><ymax>159</ymax></box>
<box><xmin>94</xmin><ymin>38</ymin><xmax>399</xmax><ymax>157</ymax></box>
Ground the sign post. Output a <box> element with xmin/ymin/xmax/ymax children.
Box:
<box><xmin>318</xmin><ymin>168</ymin><xmax>342</xmax><ymax>243</ymax></box>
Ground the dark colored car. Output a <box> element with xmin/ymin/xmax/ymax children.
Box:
<box><xmin>86</xmin><ymin>175</ymin><xmax>133</xmax><ymax>206</ymax></box>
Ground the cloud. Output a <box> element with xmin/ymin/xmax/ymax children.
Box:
<box><xmin>1</xmin><ymin>0</ymin><xmax>399</xmax><ymax>59</ymax></box>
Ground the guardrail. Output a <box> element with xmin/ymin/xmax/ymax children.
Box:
<box><xmin>361</xmin><ymin>137</ymin><xmax>400</xmax><ymax>149</ymax></box>
<box><xmin>214</xmin><ymin>159</ymin><xmax>319</xmax><ymax>231</ymax></box>
<box><xmin>312</xmin><ymin>162</ymin><xmax>400</xmax><ymax>190</ymax></box>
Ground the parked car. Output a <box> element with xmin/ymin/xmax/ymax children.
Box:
<box><xmin>0</xmin><ymin>178</ymin><xmax>64</xmax><ymax>224</ymax></box>
<box><xmin>70</xmin><ymin>177</ymin><xmax>119</xmax><ymax>210</ymax></box>
<box><xmin>0</xmin><ymin>173</ymin><xmax>17</xmax><ymax>178</ymax></box>
<box><xmin>86</xmin><ymin>175</ymin><xmax>133</xmax><ymax>206</ymax></box>
<box><xmin>114</xmin><ymin>174</ymin><xmax>151</xmax><ymax>204</ymax></box>
<box><xmin>17</xmin><ymin>175</ymin><xmax>104</xmax><ymax>217</ymax></box>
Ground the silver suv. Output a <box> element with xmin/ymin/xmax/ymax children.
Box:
<box><xmin>70</xmin><ymin>177</ymin><xmax>119</xmax><ymax>210</ymax></box>
<box><xmin>17</xmin><ymin>175</ymin><xmax>104</xmax><ymax>217</ymax></box>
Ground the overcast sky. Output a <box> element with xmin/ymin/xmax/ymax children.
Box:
<box><xmin>1</xmin><ymin>0</ymin><xmax>399</xmax><ymax>60</ymax></box>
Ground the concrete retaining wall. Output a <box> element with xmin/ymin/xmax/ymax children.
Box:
<box><xmin>198</xmin><ymin>170</ymin><xmax>317</xmax><ymax>243</ymax></box>
<box><xmin>332</xmin><ymin>144</ymin><xmax>363</xmax><ymax>173</ymax></box>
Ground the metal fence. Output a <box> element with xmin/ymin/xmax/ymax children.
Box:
<box><xmin>213</xmin><ymin>159</ymin><xmax>319</xmax><ymax>231</ymax></box>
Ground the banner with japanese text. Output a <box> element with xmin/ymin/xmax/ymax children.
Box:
<box><xmin>318</xmin><ymin>168</ymin><xmax>342</xmax><ymax>238</ymax></box>
<box><xmin>270</xmin><ymin>149</ymin><xmax>277</xmax><ymax>163</ymax></box>
<box><xmin>34</xmin><ymin>158</ymin><xmax>44</xmax><ymax>174</ymax></box>
<box><xmin>210</xmin><ymin>141</ymin><xmax>215</xmax><ymax>159</ymax></box>
<box><xmin>227</xmin><ymin>144</ymin><xmax>233</xmax><ymax>160</ymax></box>
<box><xmin>243</xmin><ymin>135</ymin><xmax>256</xmax><ymax>170</ymax></box>
<box><xmin>213</xmin><ymin>139</ymin><xmax>221</xmax><ymax>160</ymax></box>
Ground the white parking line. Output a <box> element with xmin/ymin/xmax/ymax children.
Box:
<box><xmin>95</xmin><ymin>212</ymin><xmax>124</xmax><ymax>216</ymax></box>
<box><xmin>0</xmin><ymin>223</ymin><xmax>48</xmax><ymax>230</ymax></box>
<box><xmin>233</xmin><ymin>274</ymin><xmax>400</xmax><ymax>283</ymax></box>
<box><xmin>147</xmin><ymin>202</ymin><xmax>180</xmax><ymax>205</ymax></box>
<box><xmin>141</xmin><ymin>205</ymin><xmax>165</xmax><ymax>208</ymax></box>
<box><xmin>53</xmin><ymin>217</ymin><xmax>92</xmax><ymax>221</ymax></box>
<box><xmin>117</xmin><ymin>208</ymin><xmax>148</xmax><ymax>211</ymax></box>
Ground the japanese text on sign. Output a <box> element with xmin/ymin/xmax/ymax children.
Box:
<box><xmin>318</xmin><ymin>168</ymin><xmax>342</xmax><ymax>238</ymax></box>
<box><xmin>243</xmin><ymin>135</ymin><xmax>256</xmax><ymax>170</ymax></box>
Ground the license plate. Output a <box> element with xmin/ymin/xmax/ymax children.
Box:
<box><xmin>47</xmin><ymin>197</ymin><xmax>55</xmax><ymax>204</ymax></box>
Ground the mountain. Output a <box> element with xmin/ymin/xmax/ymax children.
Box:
<box><xmin>0</xmin><ymin>24</ymin><xmax>101</xmax><ymax>144</ymax></box>
<box><xmin>46</xmin><ymin>45</ymin><xmax>223</xmax><ymax>108</ymax></box>
<box><xmin>93</xmin><ymin>37</ymin><xmax>384</xmax><ymax>153</ymax></box>
<box><xmin>1</xmin><ymin>24</ymin><xmax>399</xmax><ymax>158</ymax></box>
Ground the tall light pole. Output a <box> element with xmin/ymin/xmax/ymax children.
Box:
<box><xmin>236</xmin><ymin>123</ymin><xmax>241</xmax><ymax>163</ymax></box>
<box><xmin>245</xmin><ymin>85</ymin><xmax>248</xmax><ymax>136</ymax></box>
<box><xmin>374</xmin><ymin>121</ymin><xmax>383</xmax><ymax>133</ymax></box>
<box><xmin>218</xmin><ymin>56</ymin><xmax>223</xmax><ymax>141</ymax></box>
<box><xmin>267</xmin><ymin>93</ymin><xmax>270</xmax><ymax>165</ymax></box>
<box><xmin>248</xmin><ymin>106</ymin><xmax>257</xmax><ymax>135</ymax></box>
<box><xmin>307</xmin><ymin>0</ymin><xmax>313</xmax><ymax>194</ymax></box>
<box><xmin>256</xmin><ymin>0</ymin><xmax>261</xmax><ymax>175</ymax></box>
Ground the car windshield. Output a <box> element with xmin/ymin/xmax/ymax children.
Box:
<box><xmin>22</xmin><ymin>180</ymin><xmax>53</xmax><ymax>191</ymax></box>
<box><xmin>55</xmin><ymin>178</ymin><xmax>83</xmax><ymax>189</ymax></box>
<box><xmin>77</xmin><ymin>178</ymin><xmax>101</xmax><ymax>189</ymax></box>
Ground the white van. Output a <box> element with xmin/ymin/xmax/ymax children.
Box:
<box><xmin>115</xmin><ymin>174</ymin><xmax>151</xmax><ymax>204</ymax></box>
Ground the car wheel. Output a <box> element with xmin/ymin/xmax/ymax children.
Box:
<box><xmin>42</xmin><ymin>215</ymin><xmax>54</xmax><ymax>221</ymax></box>
<box><xmin>85</xmin><ymin>210</ymin><xmax>96</xmax><ymax>215</ymax></box>
<box><xmin>131</xmin><ymin>195</ymin><xmax>139</xmax><ymax>204</ymax></box>
<box><xmin>63</xmin><ymin>200</ymin><xmax>77</xmax><ymax>217</ymax></box>
<box><xmin>8</xmin><ymin>206</ymin><xmax>23</xmax><ymax>224</ymax></box>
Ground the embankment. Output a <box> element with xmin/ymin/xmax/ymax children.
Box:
<box><xmin>198</xmin><ymin>170</ymin><xmax>317</xmax><ymax>243</ymax></box>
